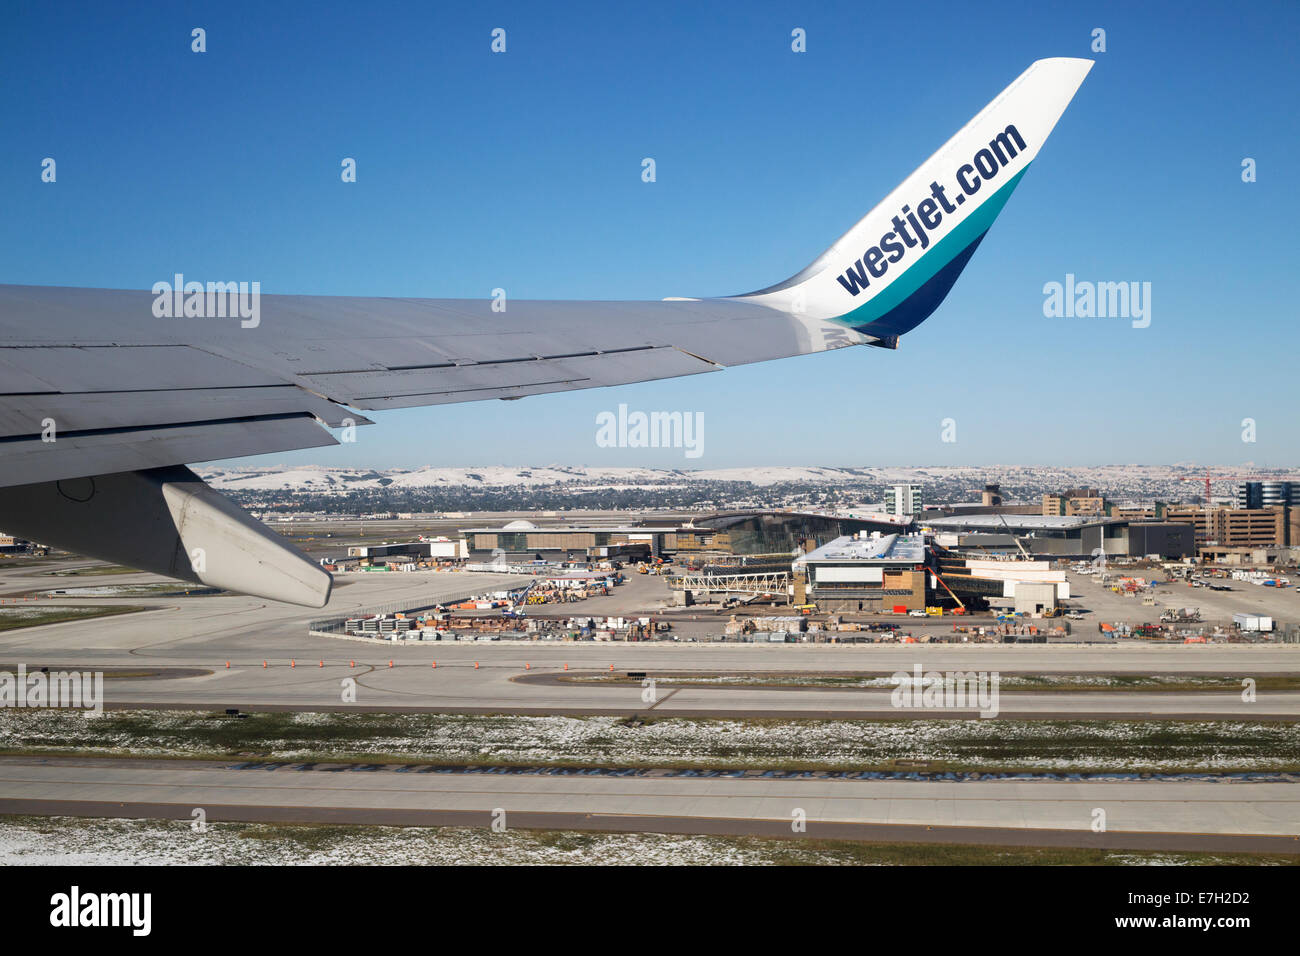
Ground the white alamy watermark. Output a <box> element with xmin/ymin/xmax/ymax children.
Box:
<box><xmin>889</xmin><ymin>665</ymin><xmax>1000</xmax><ymax>718</ymax></box>
<box><xmin>0</xmin><ymin>664</ymin><xmax>103</xmax><ymax>713</ymax></box>
<box><xmin>50</xmin><ymin>886</ymin><xmax>151</xmax><ymax>936</ymax></box>
<box><xmin>151</xmin><ymin>273</ymin><xmax>260</xmax><ymax>328</ymax></box>
<box><xmin>595</xmin><ymin>403</ymin><xmax>703</xmax><ymax>459</ymax></box>
<box><xmin>1042</xmin><ymin>274</ymin><xmax>1151</xmax><ymax>328</ymax></box>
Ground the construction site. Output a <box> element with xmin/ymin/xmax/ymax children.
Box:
<box><xmin>243</xmin><ymin>475</ymin><xmax>1300</xmax><ymax>647</ymax></box>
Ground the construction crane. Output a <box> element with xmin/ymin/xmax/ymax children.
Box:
<box><xmin>994</xmin><ymin>511</ymin><xmax>1033</xmax><ymax>560</ymax></box>
<box><xmin>923</xmin><ymin>563</ymin><xmax>966</xmax><ymax>611</ymax></box>
<box><xmin>1177</xmin><ymin>470</ymin><xmax>1263</xmax><ymax>507</ymax></box>
<box><xmin>502</xmin><ymin>579</ymin><xmax>538</xmax><ymax>618</ymax></box>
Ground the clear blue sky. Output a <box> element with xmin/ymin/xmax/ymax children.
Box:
<box><xmin>3</xmin><ymin>0</ymin><xmax>1297</xmax><ymax>470</ymax></box>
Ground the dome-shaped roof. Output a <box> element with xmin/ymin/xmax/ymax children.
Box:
<box><xmin>502</xmin><ymin>519</ymin><xmax>537</xmax><ymax>530</ymax></box>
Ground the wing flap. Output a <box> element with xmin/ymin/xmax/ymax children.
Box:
<box><xmin>0</xmin><ymin>385</ymin><xmax>365</xmax><ymax>436</ymax></box>
<box><xmin>0</xmin><ymin>345</ymin><xmax>283</xmax><ymax>393</ymax></box>
<box><xmin>0</xmin><ymin>414</ymin><xmax>337</xmax><ymax>489</ymax></box>
<box><xmin>304</xmin><ymin>345</ymin><xmax>719</xmax><ymax>407</ymax></box>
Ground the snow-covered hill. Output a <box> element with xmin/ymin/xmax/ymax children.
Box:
<box><xmin>195</xmin><ymin>463</ymin><xmax>1284</xmax><ymax>496</ymax></box>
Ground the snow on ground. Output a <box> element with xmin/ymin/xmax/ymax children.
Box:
<box><xmin>195</xmin><ymin>463</ymin><xmax>1278</xmax><ymax>495</ymax></box>
<box><xmin>0</xmin><ymin>607</ymin><xmax>68</xmax><ymax>621</ymax></box>
<box><xmin>201</xmin><ymin>465</ymin><xmax>681</xmax><ymax>492</ymax></box>
<box><xmin>3</xmin><ymin>710</ymin><xmax>1297</xmax><ymax>771</ymax></box>
<box><xmin>0</xmin><ymin>605</ymin><xmax>129</xmax><ymax>621</ymax></box>
<box><xmin>0</xmin><ymin>817</ymin><xmax>1266</xmax><ymax>866</ymax></box>
<box><xmin>0</xmin><ymin>817</ymin><xmax>797</xmax><ymax>866</ymax></box>
<box><xmin>201</xmin><ymin>464</ymin><xmax>892</xmax><ymax>491</ymax></box>
<box><xmin>37</xmin><ymin>585</ymin><xmax>171</xmax><ymax>598</ymax></box>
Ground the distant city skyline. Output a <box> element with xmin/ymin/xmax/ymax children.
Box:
<box><xmin>205</xmin><ymin>461</ymin><xmax>1300</xmax><ymax>471</ymax></box>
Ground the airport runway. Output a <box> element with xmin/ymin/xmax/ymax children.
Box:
<box><xmin>1</xmin><ymin>756</ymin><xmax>1296</xmax><ymax>853</ymax></box>
<box><xmin>13</xmin><ymin>659</ymin><xmax>1289</xmax><ymax>719</ymax></box>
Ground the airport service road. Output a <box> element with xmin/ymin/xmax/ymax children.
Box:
<box><xmin>7</xmin><ymin>649</ymin><xmax>1300</xmax><ymax>717</ymax></box>
<box><xmin>1</xmin><ymin>566</ymin><xmax>1299</xmax><ymax>716</ymax></box>
<box><xmin>1</xmin><ymin>756</ymin><xmax>1297</xmax><ymax>853</ymax></box>
<box><xmin>44</xmin><ymin>659</ymin><xmax>1300</xmax><ymax>718</ymax></box>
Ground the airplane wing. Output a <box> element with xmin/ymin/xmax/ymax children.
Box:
<box><xmin>0</xmin><ymin>287</ymin><xmax>867</xmax><ymax>490</ymax></box>
<box><xmin>0</xmin><ymin>58</ymin><xmax>1093</xmax><ymax>607</ymax></box>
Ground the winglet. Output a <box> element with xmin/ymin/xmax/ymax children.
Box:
<box><xmin>734</xmin><ymin>58</ymin><xmax>1093</xmax><ymax>338</ymax></box>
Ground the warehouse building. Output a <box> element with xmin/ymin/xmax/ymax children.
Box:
<box><xmin>462</xmin><ymin>521</ymin><xmax>672</xmax><ymax>562</ymax></box>
<box><xmin>1014</xmin><ymin>582</ymin><xmax>1060</xmax><ymax>616</ymax></box>
<box><xmin>346</xmin><ymin>538</ymin><xmax>468</xmax><ymax>565</ymax></box>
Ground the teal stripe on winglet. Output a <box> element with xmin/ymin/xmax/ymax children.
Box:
<box><xmin>835</xmin><ymin>165</ymin><xmax>1030</xmax><ymax>327</ymax></box>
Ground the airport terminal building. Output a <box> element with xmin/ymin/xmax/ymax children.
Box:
<box><xmin>920</xmin><ymin>514</ymin><xmax>1195</xmax><ymax>560</ymax></box>
<box><xmin>462</xmin><ymin>510</ymin><xmax>913</xmax><ymax>563</ymax></box>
